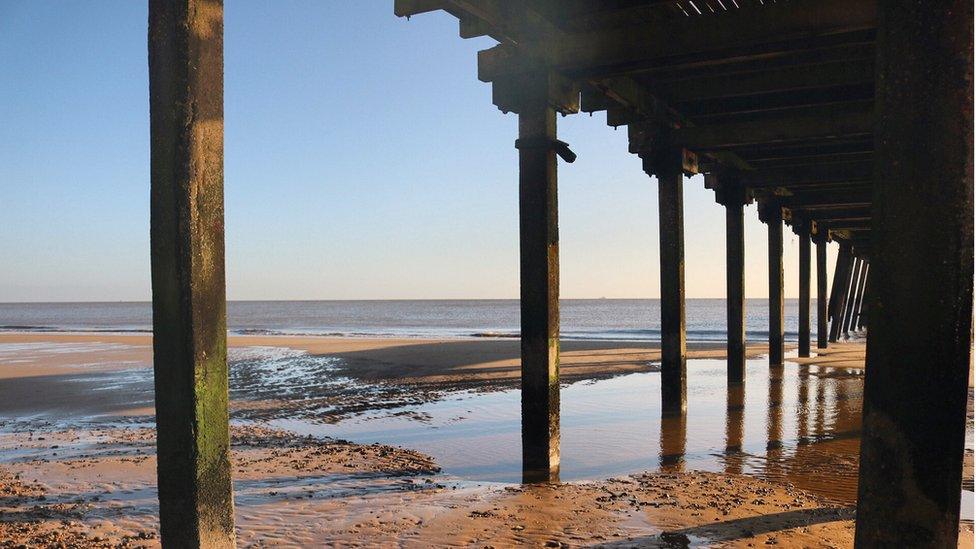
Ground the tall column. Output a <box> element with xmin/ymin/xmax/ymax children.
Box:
<box><xmin>795</xmin><ymin>218</ymin><xmax>812</xmax><ymax>357</ymax></box>
<box><xmin>760</xmin><ymin>202</ymin><xmax>784</xmax><ymax>366</ymax></box>
<box><xmin>148</xmin><ymin>1</ymin><xmax>234</xmax><ymax>547</ymax></box>
<box><xmin>715</xmin><ymin>175</ymin><xmax>748</xmax><ymax>383</ymax></box>
<box><xmin>644</xmin><ymin>150</ymin><xmax>687</xmax><ymax>415</ymax></box>
<box><xmin>516</xmin><ymin>76</ymin><xmax>561</xmax><ymax>484</ymax></box>
<box><xmin>855</xmin><ymin>1</ymin><xmax>973</xmax><ymax>545</ymax></box>
<box><xmin>842</xmin><ymin>258</ymin><xmax>863</xmax><ymax>339</ymax></box>
<box><xmin>815</xmin><ymin>233</ymin><xmax>829</xmax><ymax>349</ymax></box>
<box><xmin>828</xmin><ymin>242</ymin><xmax>853</xmax><ymax>342</ymax></box>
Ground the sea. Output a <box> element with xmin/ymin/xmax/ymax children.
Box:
<box><xmin>0</xmin><ymin>299</ymin><xmax>809</xmax><ymax>342</ymax></box>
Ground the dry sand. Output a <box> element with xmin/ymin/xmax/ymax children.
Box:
<box><xmin>0</xmin><ymin>332</ymin><xmax>971</xmax><ymax>547</ymax></box>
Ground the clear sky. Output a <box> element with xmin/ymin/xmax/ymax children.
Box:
<box><xmin>0</xmin><ymin>1</ymin><xmax>837</xmax><ymax>302</ymax></box>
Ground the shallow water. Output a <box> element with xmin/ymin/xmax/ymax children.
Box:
<box><xmin>1</xmin><ymin>341</ymin><xmax>971</xmax><ymax>521</ymax></box>
<box><xmin>270</xmin><ymin>359</ymin><xmax>862</xmax><ymax>500</ymax></box>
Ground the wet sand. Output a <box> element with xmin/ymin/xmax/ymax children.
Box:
<box><xmin>0</xmin><ymin>332</ymin><xmax>971</xmax><ymax>547</ymax></box>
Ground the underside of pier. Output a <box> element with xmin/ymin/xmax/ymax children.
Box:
<box><xmin>144</xmin><ymin>0</ymin><xmax>972</xmax><ymax>547</ymax></box>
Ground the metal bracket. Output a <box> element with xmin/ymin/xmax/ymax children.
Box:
<box><xmin>515</xmin><ymin>137</ymin><xmax>577</xmax><ymax>163</ymax></box>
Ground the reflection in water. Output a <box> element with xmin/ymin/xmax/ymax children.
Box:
<box><xmin>723</xmin><ymin>383</ymin><xmax>745</xmax><ymax>475</ymax></box>
<box><xmin>659</xmin><ymin>409</ymin><xmax>687</xmax><ymax>470</ymax></box>
<box><xmin>275</xmin><ymin>358</ymin><xmax>970</xmax><ymax>512</ymax></box>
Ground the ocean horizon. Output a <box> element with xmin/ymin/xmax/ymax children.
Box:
<box><xmin>0</xmin><ymin>299</ymin><xmax>811</xmax><ymax>342</ymax></box>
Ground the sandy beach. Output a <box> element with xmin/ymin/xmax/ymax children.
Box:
<box><xmin>0</xmin><ymin>332</ymin><xmax>971</xmax><ymax>547</ymax></box>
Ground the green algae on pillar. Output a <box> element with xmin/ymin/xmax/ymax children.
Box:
<box><xmin>148</xmin><ymin>0</ymin><xmax>234</xmax><ymax>547</ymax></box>
<box><xmin>512</xmin><ymin>72</ymin><xmax>571</xmax><ymax>484</ymax></box>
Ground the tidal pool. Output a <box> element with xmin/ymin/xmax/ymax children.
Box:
<box><xmin>272</xmin><ymin>358</ymin><xmax>880</xmax><ymax>506</ymax></box>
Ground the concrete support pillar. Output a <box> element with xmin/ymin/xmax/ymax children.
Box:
<box><xmin>828</xmin><ymin>242</ymin><xmax>854</xmax><ymax>342</ymax></box>
<box><xmin>644</xmin><ymin>151</ymin><xmax>687</xmax><ymax>415</ymax></box>
<box><xmin>713</xmin><ymin>174</ymin><xmax>748</xmax><ymax>383</ymax></box>
<box><xmin>815</xmin><ymin>234</ymin><xmax>829</xmax><ymax>349</ymax></box>
<box><xmin>842</xmin><ymin>258</ymin><xmax>863</xmax><ymax>339</ymax></box>
<box><xmin>148</xmin><ymin>1</ymin><xmax>234</xmax><ymax>546</ymax></box>
<box><xmin>760</xmin><ymin>202</ymin><xmax>784</xmax><ymax>366</ymax></box>
<box><xmin>795</xmin><ymin>218</ymin><xmax>812</xmax><ymax>357</ymax></box>
<box><xmin>855</xmin><ymin>1</ymin><xmax>973</xmax><ymax>545</ymax></box>
<box><xmin>516</xmin><ymin>78</ymin><xmax>561</xmax><ymax>484</ymax></box>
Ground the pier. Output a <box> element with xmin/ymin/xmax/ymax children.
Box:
<box><xmin>146</xmin><ymin>0</ymin><xmax>972</xmax><ymax>546</ymax></box>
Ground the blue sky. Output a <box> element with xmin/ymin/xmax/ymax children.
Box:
<box><xmin>0</xmin><ymin>1</ymin><xmax>835</xmax><ymax>302</ymax></box>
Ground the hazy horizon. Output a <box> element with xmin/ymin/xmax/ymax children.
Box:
<box><xmin>0</xmin><ymin>2</ymin><xmax>839</xmax><ymax>302</ymax></box>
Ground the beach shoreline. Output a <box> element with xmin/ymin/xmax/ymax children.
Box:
<box><xmin>0</xmin><ymin>331</ymin><xmax>971</xmax><ymax>547</ymax></box>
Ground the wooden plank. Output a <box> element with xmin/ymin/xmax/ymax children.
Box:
<box><xmin>738</xmin><ymin>160</ymin><xmax>873</xmax><ymax>187</ymax></box>
<box><xmin>478</xmin><ymin>0</ymin><xmax>877</xmax><ymax>82</ymax></box>
<box><xmin>671</xmin><ymin>111</ymin><xmax>872</xmax><ymax>150</ymax></box>
<box><xmin>394</xmin><ymin>0</ymin><xmax>442</xmax><ymax>18</ymax></box>
<box><xmin>652</xmin><ymin>59</ymin><xmax>874</xmax><ymax>102</ymax></box>
<box><xmin>148</xmin><ymin>1</ymin><xmax>234</xmax><ymax>546</ymax></box>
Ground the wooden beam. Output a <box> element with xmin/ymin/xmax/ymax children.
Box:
<box><xmin>148</xmin><ymin>1</ymin><xmax>234</xmax><ymax>546</ymax></box>
<box><xmin>652</xmin><ymin>58</ymin><xmax>873</xmax><ymax>103</ymax></box>
<box><xmin>671</xmin><ymin>111</ymin><xmax>872</xmax><ymax>150</ymax></box>
<box><xmin>772</xmin><ymin>189</ymin><xmax>873</xmax><ymax>208</ymax></box>
<box><xmin>394</xmin><ymin>0</ymin><xmax>442</xmax><ymax>18</ymax></box>
<box><xmin>478</xmin><ymin>0</ymin><xmax>877</xmax><ymax>82</ymax></box>
<box><xmin>738</xmin><ymin>160</ymin><xmax>873</xmax><ymax>187</ymax></box>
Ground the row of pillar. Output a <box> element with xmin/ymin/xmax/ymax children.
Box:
<box><xmin>828</xmin><ymin>243</ymin><xmax>869</xmax><ymax>342</ymax></box>
<box><xmin>146</xmin><ymin>1</ymin><xmax>971</xmax><ymax>547</ymax></box>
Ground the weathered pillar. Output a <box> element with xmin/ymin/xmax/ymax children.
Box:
<box><xmin>828</xmin><ymin>242</ymin><xmax>853</xmax><ymax>342</ymax></box>
<box><xmin>795</xmin><ymin>217</ymin><xmax>812</xmax><ymax>357</ymax></box>
<box><xmin>760</xmin><ymin>201</ymin><xmax>784</xmax><ymax>366</ymax></box>
<box><xmin>842</xmin><ymin>258</ymin><xmax>863</xmax><ymax>339</ymax></box>
<box><xmin>855</xmin><ymin>1</ymin><xmax>973</xmax><ymax>545</ymax></box>
<box><xmin>148</xmin><ymin>1</ymin><xmax>234</xmax><ymax>547</ymax></box>
<box><xmin>643</xmin><ymin>149</ymin><xmax>687</xmax><ymax>414</ymax></box>
<box><xmin>814</xmin><ymin>233</ymin><xmax>829</xmax><ymax>349</ymax></box>
<box><xmin>712</xmin><ymin>173</ymin><xmax>748</xmax><ymax>383</ymax></box>
<box><xmin>515</xmin><ymin>74</ymin><xmax>562</xmax><ymax>483</ymax></box>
